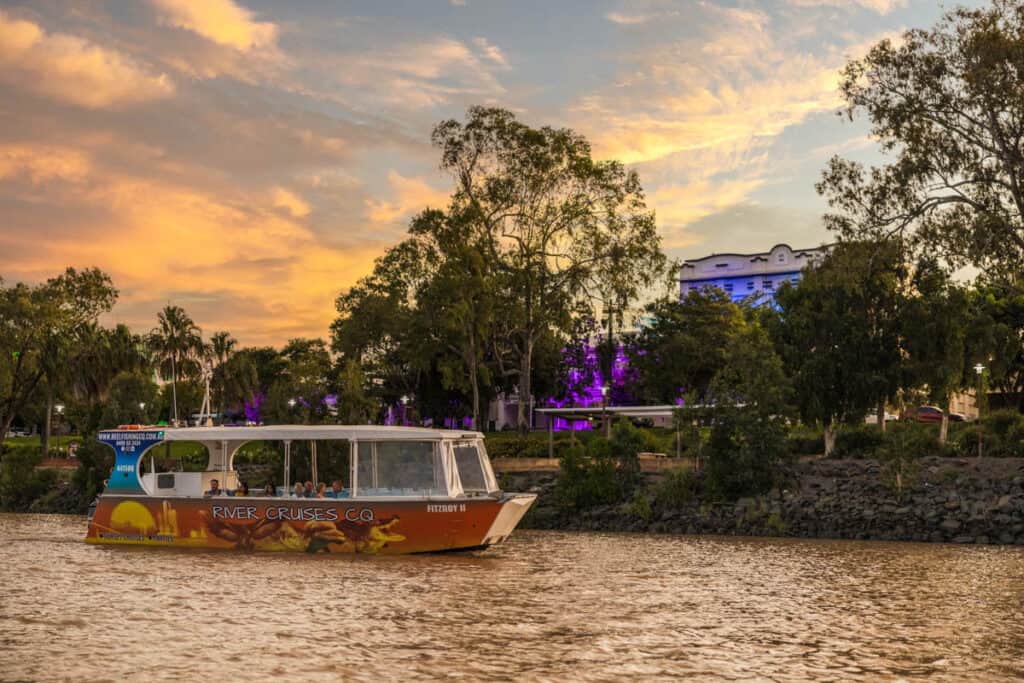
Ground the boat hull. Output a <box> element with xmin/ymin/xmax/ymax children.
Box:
<box><xmin>85</xmin><ymin>493</ymin><xmax>536</xmax><ymax>555</ymax></box>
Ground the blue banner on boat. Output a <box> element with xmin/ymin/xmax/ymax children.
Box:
<box><xmin>99</xmin><ymin>430</ymin><xmax>165</xmax><ymax>493</ymax></box>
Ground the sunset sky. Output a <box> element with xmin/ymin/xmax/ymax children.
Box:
<box><xmin>0</xmin><ymin>0</ymin><xmax>976</xmax><ymax>345</ymax></box>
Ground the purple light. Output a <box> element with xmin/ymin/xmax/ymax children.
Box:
<box><xmin>546</xmin><ymin>337</ymin><xmax>637</xmax><ymax>431</ymax></box>
<box><xmin>244</xmin><ymin>391</ymin><xmax>265</xmax><ymax>423</ymax></box>
<box><xmin>551</xmin><ymin>417</ymin><xmax>593</xmax><ymax>431</ymax></box>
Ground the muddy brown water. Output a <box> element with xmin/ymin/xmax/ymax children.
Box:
<box><xmin>2</xmin><ymin>513</ymin><xmax>1023</xmax><ymax>681</ymax></box>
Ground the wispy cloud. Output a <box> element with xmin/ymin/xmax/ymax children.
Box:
<box><xmin>606</xmin><ymin>12</ymin><xmax>654</xmax><ymax>25</ymax></box>
<box><xmin>473</xmin><ymin>37</ymin><xmax>509</xmax><ymax>68</ymax></box>
<box><xmin>573</xmin><ymin>3</ymin><xmax>885</xmax><ymax>246</ymax></box>
<box><xmin>787</xmin><ymin>0</ymin><xmax>906</xmax><ymax>15</ymax></box>
<box><xmin>327</xmin><ymin>37</ymin><xmax>507</xmax><ymax>109</ymax></box>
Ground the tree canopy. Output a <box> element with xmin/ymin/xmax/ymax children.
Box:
<box><xmin>0</xmin><ymin>268</ymin><xmax>117</xmax><ymax>447</ymax></box>
<box><xmin>432</xmin><ymin>106</ymin><xmax>666</xmax><ymax>429</ymax></box>
<box><xmin>819</xmin><ymin>0</ymin><xmax>1024</xmax><ymax>277</ymax></box>
<box><xmin>772</xmin><ymin>241</ymin><xmax>905</xmax><ymax>453</ymax></box>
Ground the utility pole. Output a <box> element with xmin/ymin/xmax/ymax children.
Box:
<box><xmin>974</xmin><ymin>363</ymin><xmax>985</xmax><ymax>458</ymax></box>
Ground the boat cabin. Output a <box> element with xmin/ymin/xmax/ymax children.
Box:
<box><xmin>99</xmin><ymin>425</ymin><xmax>500</xmax><ymax>500</ymax></box>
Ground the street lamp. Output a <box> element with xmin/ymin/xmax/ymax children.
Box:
<box><xmin>400</xmin><ymin>395</ymin><xmax>409</xmax><ymax>427</ymax></box>
<box><xmin>288</xmin><ymin>398</ymin><xmax>297</xmax><ymax>409</ymax></box>
<box><xmin>54</xmin><ymin>403</ymin><xmax>65</xmax><ymax>456</ymax></box>
<box><xmin>974</xmin><ymin>363</ymin><xmax>985</xmax><ymax>458</ymax></box>
<box><xmin>138</xmin><ymin>402</ymin><xmax>146</xmax><ymax>423</ymax></box>
<box><xmin>600</xmin><ymin>384</ymin><xmax>610</xmax><ymax>437</ymax></box>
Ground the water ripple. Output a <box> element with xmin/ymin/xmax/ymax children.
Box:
<box><xmin>1</xmin><ymin>515</ymin><xmax>1024</xmax><ymax>681</ymax></box>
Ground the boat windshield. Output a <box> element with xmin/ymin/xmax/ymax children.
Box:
<box><xmin>452</xmin><ymin>442</ymin><xmax>487</xmax><ymax>492</ymax></box>
<box><xmin>355</xmin><ymin>441</ymin><xmax>444</xmax><ymax>496</ymax></box>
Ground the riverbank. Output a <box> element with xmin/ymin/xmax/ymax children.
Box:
<box><xmin>12</xmin><ymin>451</ymin><xmax>1024</xmax><ymax>546</ymax></box>
<box><xmin>507</xmin><ymin>456</ymin><xmax>1024</xmax><ymax>545</ymax></box>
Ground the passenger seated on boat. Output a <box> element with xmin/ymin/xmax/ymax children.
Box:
<box><xmin>316</xmin><ymin>482</ymin><xmax>327</xmax><ymax>498</ymax></box>
<box><xmin>234</xmin><ymin>481</ymin><xmax>249</xmax><ymax>497</ymax></box>
<box><xmin>303</xmin><ymin>481</ymin><xmax>315</xmax><ymax>498</ymax></box>
<box><xmin>203</xmin><ymin>479</ymin><xmax>223</xmax><ymax>497</ymax></box>
<box><xmin>327</xmin><ymin>480</ymin><xmax>349</xmax><ymax>498</ymax></box>
<box><xmin>292</xmin><ymin>483</ymin><xmax>305</xmax><ymax>498</ymax></box>
<box><xmin>263</xmin><ymin>483</ymin><xmax>276</xmax><ymax>497</ymax></box>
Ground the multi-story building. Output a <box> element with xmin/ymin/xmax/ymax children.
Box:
<box><xmin>679</xmin><ymin>243</ymin><xmax>831</xmax><ymax>305</ymax></box>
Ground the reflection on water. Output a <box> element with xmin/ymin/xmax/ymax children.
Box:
<box><xmin>2</xmin><ymin>513</ymin><xmax>1023</xmax><ymax>681</ymax></box>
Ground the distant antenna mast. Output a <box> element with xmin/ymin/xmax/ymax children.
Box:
<box><xmin>198</xmin><ymin>359</ymin><xmax>214</xmax><ymax>427</ymax></box>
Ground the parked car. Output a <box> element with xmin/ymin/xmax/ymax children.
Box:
<box><xmin>864</xmin><ymin>412</ymin><xmax>899</xmax><ymax>425</ymax></box>
<box><xmin>900</xmin><ymin>406</ymin><xmax>950</xmax><ymax>423</ymax></box>
<box><xmin>4</xmin><ymin>428</ymin><xmax>30</xmax><ymax>438</ymax></box>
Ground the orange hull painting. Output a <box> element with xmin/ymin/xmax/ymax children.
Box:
<box><xmin>86</xmin><ymin>496</ymin><xmax>522</xmax><ymax>554</ymax></box>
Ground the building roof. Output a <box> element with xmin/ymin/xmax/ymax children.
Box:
<box><xmin>682</xmin><ymin>243</ymin><xmax>829</xmax><ymax>261</ymax></box>
<box><xmin>679</xmin><ymin>243</ymin><xmax>833</xmax><ymax>282</ymax></box>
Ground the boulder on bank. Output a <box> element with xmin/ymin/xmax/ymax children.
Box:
<box><xmin>509</xmin><ymin>457</ymin><xmax>1024</xmax><ymax>545</ymax></box>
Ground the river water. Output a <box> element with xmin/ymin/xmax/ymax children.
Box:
<box><xmin>2</xmin><ymin>514</ymin><xmax>1023</xmax><ymax>682</ymax></box>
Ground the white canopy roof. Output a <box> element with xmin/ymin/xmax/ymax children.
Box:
<box><xmin>104</xmin><ymin>425</ymin><xmax>483</xmax><ymax>442</ymax></box>
<box><xmin>535</xmin><ymin>405</ymin><xmax>677</xmax><ymax>418</ymax></box>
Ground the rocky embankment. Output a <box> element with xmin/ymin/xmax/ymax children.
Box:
<box><xmin>507</xmin><ymin>457</ymin><xmax>1024</xmax><ymax>545</ymax></box>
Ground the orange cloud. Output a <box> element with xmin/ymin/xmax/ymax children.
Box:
<box><xmin>0</xmin><ymin>10</ymin><xmax>174</xmax><ymax>108</ymax></box>
<box><xmin>152</xmin><ymin>0</ymin><xmax>277</xmax><ymax>51</ymax></box>
<box><xmin>580</xmin><ymin>7</ymin><xmax>844</xmax><ymax>167</ymax></box>
<box><xmin>366</xmin><ymin>171</ymin><xmax>451</xmax><ymax>225</ymax></box>
<box><xmin>0</xmin><ymin>144</ymin><xmax>92</xmax><ymax>184</ymax></box>
<box><xmin>272</xmin><ymin>187</ymin><xmax>311</xmax><ymax>218</ymax></box>
<box><xmin>651</xmin><ymin>177</ymin><xmax>768</xmax><ymax>248</ymax></box>
<box><xmin>0</xmin><ymin>142</ymin><xmax>377</xmax><ymax>345</ymax></box>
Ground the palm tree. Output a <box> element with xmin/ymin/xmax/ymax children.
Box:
<box><xmin>72</xmin><ymin>324</ymin><xmax>152</xmax><ymax>400</ymax></box>
<box><xmin>210</xmin><ymin>331</ymin><xmax>237</xmax><ymax>365</ymax></box>
<box><xmin>148</xmin><ymin>305</ymin><xmax>203</xmax><ymax>425</ymax></box>
<box><xmin>209</xmin><ymin>331</ymin><xmax>237</xmax><ymax>416</ymax></box>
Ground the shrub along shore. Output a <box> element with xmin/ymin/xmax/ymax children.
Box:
<box><xmin>511</xmin><ymin>457</ymin><xmax>1024</xmax><ymax>546</ymax></box>
<box><xmin>495</xmin><ymin>415</ymin><xmax>1024</xmax><ymax>545</ymax></box>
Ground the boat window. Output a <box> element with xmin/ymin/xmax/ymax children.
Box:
<box><xmin>156</xmin><ymin>473</ymin><xmax>175</xmax><ymax>489</ymax></box>
<box><xmin>356</xmin><ymin>442</ymin><xmax>375</xmax><ymax>490</ymax></box>
<box><xmin>356</xmin><ymin>441</ymin><xmax>442</xmax><ymax>496</ymax></box>
<box><xmin>453</xmin><ymin>443</ymin><xmax>487</xmax><ymax>492</ymax></box>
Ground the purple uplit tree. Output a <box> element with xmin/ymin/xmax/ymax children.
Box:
<box><xmin>244</xmin><ymin>391</ymin><xmax>265</xmax><ymax>424</ymax></box>
<box><xmin>547</xmin><ymin>333</ymin><xmax>637</xmax><ymax>431</ymax></box>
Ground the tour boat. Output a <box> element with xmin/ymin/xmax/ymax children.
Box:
<box><xmin>85</xmin><ymin>425</ymin><xmax>535</xmax><ymax>555</ymax></box>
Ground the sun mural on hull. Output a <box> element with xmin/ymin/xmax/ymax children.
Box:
<box><xmin>87</xmin><ymin>497</ymin><xmax>495</xmax><ymax>555</ymax></box>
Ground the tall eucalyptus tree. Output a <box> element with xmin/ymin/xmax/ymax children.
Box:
<box><xmin>432</xmin><ymin>107</ymin><xmax>665</xmax><ymax>431</ymax></box>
